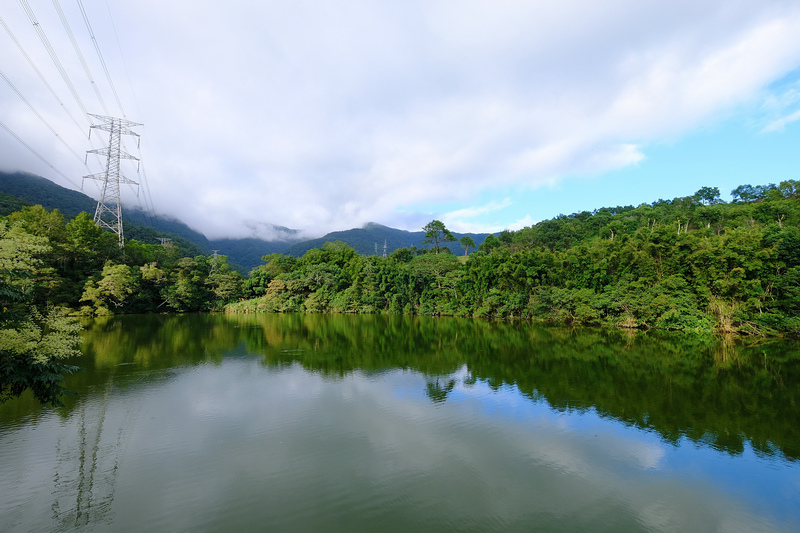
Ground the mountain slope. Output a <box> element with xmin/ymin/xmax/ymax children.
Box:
<box><xmin>281</xmin><ymin>222</ymin><xmax>491</xmax><ymax>257</ymax></box>
<box><xmin>0</xmin><ymin>171</ymin><xmax>96</xmax><ymax>216</ymax></box>
<box><xmin>1</xmin><ymin>171</ymin><xmax>491</xmax><ymax>271</ymax></box>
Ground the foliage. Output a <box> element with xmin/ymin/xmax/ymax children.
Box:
<box><xmin>0</xmin><ymin>205</ymin><xmax>247</xmax><ymax>319</ymax></box>
<box><xmin>0</xmin><ymin>220</ymin><xmax>81</xmax><ymax>406</ymax></box>
<box><xmin>422</xmin><ymin>220</ymin><xmax>457</xmax><ymax>254</ymax></box>
<box><xmin>459</xmin><ymin>235</ymin><xmax>476</xmax><ymax>255</ymax></box>
<box><xmin>81</xmin><ymin>263</ymin><xmax>139</xmax><ymax>314</ymax></box>
<box><xmin>224</xmin><ymin>181</ymin><xmax>800</xmax><ymax>336</ymax></box>
<box><xmin>280</xmin><ymin>222</ymin><xmax>489</xmax><ymax>259</ymax></box>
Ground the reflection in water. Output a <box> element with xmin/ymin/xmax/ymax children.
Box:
<box><xmin>42</xmin><ymin>313</ymin><xmax>800</xmax><ymax>462</ymax></box>
<box><xmin>52</xmin><ymin>386</ymin><xmax>114</xmax><ymax>529</ymax></box>
<box><xmin>0</xmin><ymin>313</ymin><xmax>798</xmax><ymax>532</ymax></box>
<box><xmin>47</xmin><ymin>376</ymin><xmax>138</xmax><ymax>532</ymax></box>
<box><xmin>425</xmin><ymin>377</ymin><xmax>456</xmax><ymax>403</ymax></box>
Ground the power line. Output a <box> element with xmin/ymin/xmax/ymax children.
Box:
<box><xmin>102</xmin><ymin>0</ymin><xmax>141</xmax><ymax>120</ymax></box>
<box><xmin>52</xmin><ymin>0</ymin><xmax>109</xmax><ymax>115</ymax></box>
<box><xmin>0</xmin><ymin>119</ymin><xmax>81</xmax><ymax>189</ymax></box>
<box><xmin>3</xmin><ymin>4</ymin><xmax>117</xmax><ymax>185</ymax></box>
<box><xmin>103</xmin><ymin>0</ymin><xmax>153</xmax><ymax>215</ymax></box>
<box><xmin>4</xmin><ymin>2</ymin><xmax>149</xmax><ymax>212</ymax></box>
<box><xmin>76</xmin><ymin>0</ymin><xmax>125</xmax><ymax>118</ymax></box>
<box><xmin>0</xmin><ymin>16</ymin><xmax>85</xmax><ymax>133</ymax></box>
<box><xmin>0</xmin><ymin>69</ymin><xmax>86</xmax><ymax>165</ymax></box>
<box><xmin>17</xmin><ymin>0</ymin><xmax>90</xmax><ymax>119</ymax></box>
<box><xmin>137</xmin><ymin>159</ymin><xmax>158</xmax><ymax>216</ymax></box>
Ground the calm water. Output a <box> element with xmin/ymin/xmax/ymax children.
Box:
<box><xmin>1</xmin><ymin>313</ymin><xmax>799</xmax><ymax>532</ymax></box>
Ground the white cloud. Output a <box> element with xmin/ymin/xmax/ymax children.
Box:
<box><xmin>2</xmin><ymin>1</ymin><xmax>800</xmax><ymax>237</ymax></box>
<box><xmin>441</xmin><ymin>198</ymin><xmax>514</xmax><ymax>233</ymax></box>
<box><xmin>762</xmin><ymin>109</ymin><xmax>800</xmax><ymax>132</ymax></box>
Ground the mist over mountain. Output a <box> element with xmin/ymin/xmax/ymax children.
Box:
<box><xmin>0</xmin><ymin>171</ymin><xmax>490</xmax><ymax>271</ymax></box>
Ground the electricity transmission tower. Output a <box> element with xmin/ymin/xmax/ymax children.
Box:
<box><xmin>83</xmin><ymin>114</ymin><xmax>141</xmax><ymax>246</ymax></box>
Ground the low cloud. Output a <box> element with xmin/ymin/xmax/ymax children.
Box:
<box><xmin>2</xmin><ymin>1</ymin><xmax>800</xmax><ymax>236</ymax></box>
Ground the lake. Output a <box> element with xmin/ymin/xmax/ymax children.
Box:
<box><xmin>1</xmin><ymin>313</ymin><xmax>799</xmax><ymax>532</ymax></box>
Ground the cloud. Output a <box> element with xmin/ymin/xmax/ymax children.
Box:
<box><xmin>436</xmin><ymin>198</ymin><xmax>537</xmax><ymax>234</ymax></box>
<box><xmin>762</xmin><ymin>109</ymin><xmax>800</xmax><ymax>132</ymax></box>
<box><xmin>2</xmin><ymin>1</ymin><xmax>800</xmax><ymax>237</ymax></box>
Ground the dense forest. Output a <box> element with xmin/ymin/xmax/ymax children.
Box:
<box><xmin>228</xmin><ymin>182</ymin><xmax>800</xmax><ymax>336</ymax></box>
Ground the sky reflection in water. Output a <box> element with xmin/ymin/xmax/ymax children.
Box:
<box><xmin>0</xmin><ymin>314</ymin><xmax>798</xmax><ymax>532</ymax></box>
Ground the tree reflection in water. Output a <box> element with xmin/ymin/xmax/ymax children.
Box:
<box><xmin>19</xmin><ymin>312</ymin><xmax>800</xmax><ymax>463</ymax></box>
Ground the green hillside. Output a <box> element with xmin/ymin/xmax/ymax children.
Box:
<box><xmin>0</xmin><ymin>171</ymin><xmax>96</xmax><ymax>216</ymax></box>
<box><xmin>0</xmin><ymin>171</ymin><xmax>294</xmax><ymax>268</ymax></box>
<box><xmin>0</xmin><ymin>172</ymin><xmax>489</xmax><ymax>270</ymax></box>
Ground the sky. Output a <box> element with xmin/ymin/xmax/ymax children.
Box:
<box><xmin>2</xmin><ymin>1</ymin><xmax>800</xmax><ymax>240</ymax></box>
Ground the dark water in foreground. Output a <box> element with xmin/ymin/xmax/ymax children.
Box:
<box><xmin>1</xmin><ymin>313</ymin><xmax>799</xmax><ymax>532</ymax></box>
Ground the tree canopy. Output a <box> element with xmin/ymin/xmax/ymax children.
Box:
<box><xmin>422</xmin><ymin>220</ymin><xmax>456</xmax><ymax>254</ymax></box>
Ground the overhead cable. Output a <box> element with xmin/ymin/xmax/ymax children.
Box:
<box><xmin>52</xmin><ymin>0</ymin><xmax>109</xmax><ymax>115</ymax></box>
<box><xmin>76</xmin><ymin>0</ymin><xmax>125</xmax><ymax>117</ymax></box>
<box><xmin>0</xmin><ymin>119</ymin><xmax>81</xmax><ymax>189</ymax></box>
<box><xmin>0</xmin><ymin>69</ymin><xmax>87</xmax><ymax>165</ymax></box>
<box><xmin>0</xmin><ymin>16</ymin><xmax>84</xmax><ymax>133</ymax></box>
<box><xmin>17</xmin><ymin>0</ymin><xmax>90</xmax><ymax>119</ymax></box>
<box><xmin>102</xmin><ymin>0</ymin><xmax>141</xmax><ymax>120</ymax></box>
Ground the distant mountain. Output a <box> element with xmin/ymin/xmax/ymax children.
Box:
<box><xmin>0</xmin><ymin>171</ymin><xmax>97</xmax><ymax>216</ymax></box>
<box><xmin>0</xmin><ymin>171</ymin><xmax>292</xmax><ymax>269</ymax></box>
<box><xmin>206</xmin><ymin>238</ymin><xmax>296</xmax><ymax>270</ymax></box>
<box><xmin>0</xmin><ymin>171</ymin><xmax>492</xmax><ymax>271</ymax></box>
<box><xmin>0</xmin><ymin>191</ymin><xmax>32</xmax><ymax>214</ymax></box>
<box><xmin>281</xmin><ymin>222</ymin><xmax>491</xmax><ymax>257</ymax></box>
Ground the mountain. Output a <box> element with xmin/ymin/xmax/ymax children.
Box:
<box><xmin>0</xmin><ymin>171</ymin><xmax>492</xmax><ymax>270</ymax></box>
<box><xmin>0</xmin><ymin>171</ymin><xmax>290</xmax><ymax>269</ymax></box>
<box><xmin>206</xmin><ymin>237</ymin><xmax>296</xmax><ymax>269</ymax></box>
<box><xmin>281</xmin><ymin>222</ymin><xmax>491</xmax><ymax>257</ymax></box>
<box><xmin>0</xmin><ymin>171</ymin><xmax>97</xmax><ymax>216</ymax></box>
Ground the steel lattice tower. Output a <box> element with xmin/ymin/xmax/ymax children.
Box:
<box><xmin>83</xmin><ymin>114</ymin><xmax>141</xmax><ymax>247</ymax></box>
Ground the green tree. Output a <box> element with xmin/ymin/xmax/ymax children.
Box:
<box><xmin>162</xmin><ymin>256</ymin><xmax>213</xmax><ymax>312</ymax></box>
<box><xmin>81</xmin><ymin>263</ymin><xmax>139</xmax><ymax>314</ymax></box>
<box><xmin>694</xmin><ymin>186</ymin><xmax>722</xmax><ymax>205</ymax></box>
<box><xmin>422</xmin><ymin>220</ymin><xmax>456</xmax><ymax>254</ymax></box>
<box><xmin>7</xmin><ymin>205</ymin><xmax>66</xmax><ymax>240</ymax></box>
<box><xmin>459</xmin><ymin>235</ymin><xmax>476</xmax><ymax>256</ymax></box>
<box><xmin>206</xmin><ymin>256</ymin><xmax>243</xmax><ymax>308</ymax></box>
<box><xmin>0</xmin><ymin>220</ymin><xmax>81</xmax><ymax>406</ymax></box>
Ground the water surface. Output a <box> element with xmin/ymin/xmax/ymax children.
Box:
<box><xmin>1</xmin><ymin>313</ymin><xmax>798</xmax><ymax>532</ymax></box>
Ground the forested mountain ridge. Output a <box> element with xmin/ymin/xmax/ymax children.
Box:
<box><xmin>281</xmin><ymin>222</ymin><xmax>490</xmax><ymax>257</ymax></box>
<box><xmin>0</xmin><ymin>171</ymin><xmax>97</xmax><ymax>216</ymax></box>
<box><xmin>0</xmin><ymin>171</ymin><xmax>207</xmax><ymax>258</ymax></box>
<box><xmin>0</xmin><ymin>171</ymin><xmax>298</xmax><ymax>269</ymax></box>
<box><xmin>0</xmin><ymin>172</ymin><xmax>488</xmax><ymax>269</ymax></box>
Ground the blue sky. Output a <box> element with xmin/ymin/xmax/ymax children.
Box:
<box><xmin>430</xmin><ymin>68</ymin><xmax>800</xmax><ymax>232</ymax></box>
<box><xmin>2</xmin><ymin>1</ymin><xmax>800</xmax><ymax>239</ymax></box>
